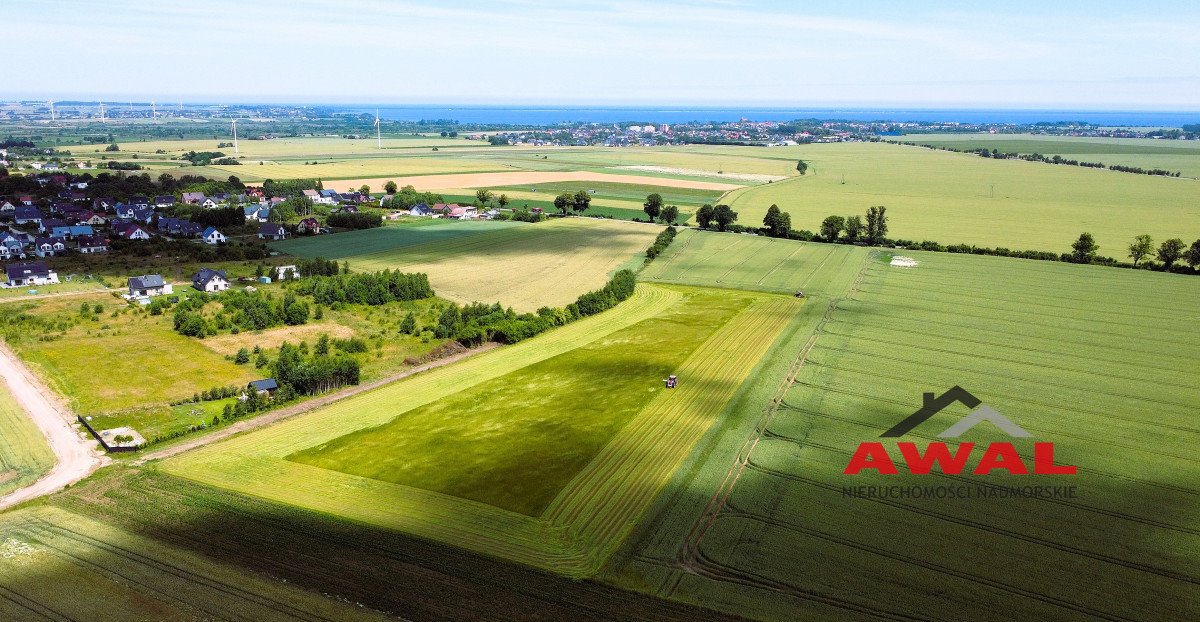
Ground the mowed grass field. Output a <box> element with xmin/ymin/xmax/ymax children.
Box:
<box><xmin>907</xmin><ymin>133</ymin><xmax>1200</xmax><ymax>178</ymax></box>
<box><xmin>723</xmin><ymin>142</ymin><xmax>1200</xmax><ymax>252</ymax></box>
<box><xmin>0</xmin><ymin>506</ymin><xmax>393</xmax><ymax>622</ymax></box>
<box><xmin>606</xmin><ymin>247</ymin><xmax>1200</xmax><ymax>621</ymax></box>
<box><xmin>0</xmin><ymin>382</ymin><xmax>54</xmax><ymax>497</ymax></box>
<box><xmin>275</xmin><ymin>218</ymin><xmax>661</xmax><ymax>311</ymax></box>
<box><xmin>163</xmin><ymin>284</ymin><xmax>803</xmax><ymax>577</ymax></box>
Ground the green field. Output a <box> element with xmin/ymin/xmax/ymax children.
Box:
<box><xmin>0</xmin><ymin>382</ymin><xmax>53</xmax><ymax>497</ymax></box>
<box><xmin>275</xmin><ymin>217</ymin><xmax>661</xmax><ymax>311</ymax></box>
<box><xmin>490</xmin><ymin>180</ymin><xmax>724</xmax><ymax>208</ymax></box>
<box><xmin>722</xmin><ymin>142</ymin><xmax>1200</xmax><ymax>253</ymax></box>
<box><xmin>0</xmin><ymin>506</ymin><xmax>393</xmax><ymax>621</ymax></box>
<box><xmin>163</xmin><ymin>284</ymin><xmax>802</xmax><ymax>576</ymax></box>
<box><xmin>640</xmin><ymin>228</ymin><xmax>864</xmax><ymax>294</ymax></box>
<box><xmin>605</xmin><ymin>247</ymin><xmax>1200</xmax><ymax>621</ymax></box>
<box><xmin>906</xmin><ymin>133</ymin><xmax>1200</xmax><ymax>178</ymax></box>
<box><xmin>289</xmin><ymin>286</ymin><xmax>753</xmax><ymax>516</ymax></box>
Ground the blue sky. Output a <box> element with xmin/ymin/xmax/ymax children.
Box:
<box><xmin>7</xmin><ymin>0</ymin><xmax>1199</xmax><ymax>108</ymax></box>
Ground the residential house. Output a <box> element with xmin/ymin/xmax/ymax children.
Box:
<box><xmin>114</xmin><ymin>222</ymin><xmax>151</xmax><ymax>240</ymax></box>
<box><xmin>33</xmin><ymin>236</ymin><xmax>67</xmax><ymax>258</ymax></box>
<box><xmin>302</xmin><ymin>189</ymin><xmax>320</xmax><ymax>202</ymax></box>
<box><xmin>0</xmin><ymin>233</ymin><xmax>25</xmax><ymax>259</ymax></box>
<box><xmin>243</xmin><ymin>206</ymin><xmax>270</xmax><ymax>222</ymax></box>
<box><xmin>128</xmin><ymin>196</ymin><xmax>150</xmax><ymax>208</ymax></box>
<box><xmin>409</xmin><ymin>203</ymin><xmax>434</xmax><ymax>217</ymax></box>
<box><xmin>154</xmin><ymin>195</ymin><xmax>176</xmax><ymax>208</ymax></box>
<box><xmin>51</xmin><ymin>224</ymin><xmax>94</xmax><ymax>239</ymax></box>
<box><xmin>274</xmin><ymin>264</ymin><xmax>299</xmax><ymax>280</ymax></box>
<box><xmin>0</xmin><ymin>200</ymin><xmax>15</xmax><ymax>213</ymax></box>
<box><xmin>257</xmin><ymin>223</ymin><xmax>288</xmax><ymax>240</ymax></box>
<box><xmin>200</xmin><ymin>197</ymin><xmax>220</xmax><ymax>209</ymax></box>
<box><xmin>14</xmin><ymin>207</ymin><xmax>43</xmax><ymax>226</ymax></box>
<box><xmin>482</xmin><ymin>208</ymin><xmax>500</xmax><ymax>220</ymax></box>
<box><xmin>92</xmin><ymin>197</ymin><xmax>115</xmax><ymax>212</ymax></box>
<box><xmin>38</xmin><ymin>218</ymin><xmax>66</xmax><ymax>234</ymax></box>
<box><xmin>114</xmin><ymin>203</ymin><xmax>136</xmax><ymax>220</ymax></box>
<box><xmin>18</xmin><ymin>196</ymin><xmax>33</xmax><ymax>207</ymax></box>
<box><xmin>79</xmin><ymin>211</ymin><xmax>107</xmax><ymax>226</ymax></box>
<box><xmin>77</xmin><ymin>235</ymin><xmax>109</xmax><ymax>254</ymax></box>
<box><xmin>338</xmin><ymin>204</ymin><xmax>360</xmax><ymax>214</ymax></box>
<box><xmin>248</xmin><ymin>378</ymin><xmax>278</xmax><ymax>396</ymax></box>
<box><xmin>127</xmin><ymin>274</ymin><xmax>172</xmax><ymax>297</ymax></box>
<box><xmin>181</xmin><ymin>192</ymin><xmax>206</xmax><ymax>205</ymax></box>
<box><xmin>201</xmin><ymin>227</ymin><xmax>227</xmax><ymax>245</ymax></box>
<box><xmin>5</xmin><ymin>262</ymin><xmax>58</xmax><ymax>287</ymax></box>
<box><xmin>296</xmin><ymin>217</ymin><xmax>321</xmax><ymax>235</ymax></box>
<box><xmin>315</xmin><ymin>189</ymin><xmax>339</xmax><ymax>205</ymax></box>
<box><xmin>192</xmin><ymin>268</ymin><xmax>229</xmax><ymax>292</ymax></box>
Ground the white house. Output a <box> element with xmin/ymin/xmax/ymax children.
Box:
<box><xmin>127</xmin><ymin>274</ymin><xmax>173</xmax><ymax>297</ymax></box>
<box><xmin>201</xmin><ymin>227</ymin><xmax>227</xmax><ymax>245</ymax></box>
<box><xmin>192</xmin><ymin>268</ymin><xmax>230</xmax><ymax>292</ymax></box>
<box><xmin>5</xmin><ymin>262</ymin><xmax>59</xmax><ymax>287</ymax></box>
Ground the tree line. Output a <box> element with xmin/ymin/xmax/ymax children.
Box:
<box><xmin>887</xmin><ymin>141</ymin><xmax>1184</xmax><ymax>178</ymax></box>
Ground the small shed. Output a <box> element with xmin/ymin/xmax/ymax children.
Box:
<box><xmin>249</xmin><ymin>378</ymin><xmax>279</xmax><ymax>395</ymax></box>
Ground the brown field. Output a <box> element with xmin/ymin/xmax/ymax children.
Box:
<box><xmin>324</xmin><ymin>171</ymin><xmax>745</xmax><ymax>193</ymax></box>
<box><xmin>199</xmin><ymin>322</ymin><xmax>355</xmax><ymax>357</ymax></box>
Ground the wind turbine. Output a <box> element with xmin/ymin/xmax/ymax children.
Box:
<box><xmin>48</xmin><ymin>100</ymin><xmax>55</xmax><ymax>122</ymax></box>
<box><xmin>151</xmin><ymin>100</ymin><xmax>157</xmax><ymax>118</ymax></box>
<box><xmin>98</xmin><ymin>101</ymin><xmax>106</xmax><ymax>121</ymax></box>
<box><xmin>231</xmin><ymin>118</ymin><xmax>239</xmax><ymax>154</ymax></box>
<box><xmin>374</xmin><ymin>110</ymin><xmax>382</xmax><ymax>150</ymax></box>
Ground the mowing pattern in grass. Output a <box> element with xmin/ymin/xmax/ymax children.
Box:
<box><xmin>607</xmin><ymin>251</ymin><xmax>1200</xmax><ymax>621</ymax></box>
<box><xmin>0</xmin><ymin>507</ymin><xmax>393</xmax><ymax>621</ymax></box>
<box><xmin>640</xmin><ymin>229</ymin><xmax>863</xmax><ymax>295</ymax></box>
<box><xmin>289</xmin><ymin>287</ymin><xmax>752</xmax><ymax>516</ymax></box>
<box><xmin>277</xmin><ymin>218</ymin><xmax>660</xmax><ymax>311</ymax></box>
<box><xmin>0</xmin><ymin>383</ymin><xmax>54</xmax><ymax>497</ymax></box>
<box><xmin>163</xmin><ymin>285</ymin><xmax>802</xmax><ymax>577</ymax></box>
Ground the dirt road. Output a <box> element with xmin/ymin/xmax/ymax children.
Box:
<box><xmin>136</xmin><ymin>342</ymin><xmax>500</xmax><ymax>464</ymax></box>
<box><xmin>0</xmin><ymin>343</ymin><xmax>106</xmax><ymax>510</ymax></box>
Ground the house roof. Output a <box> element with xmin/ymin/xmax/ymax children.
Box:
<box><xmin>249</xmin><ymin>378</ymin><xmax>279</xmax><ymax>391</ymax></box>
<box><xmin>258</xmin><ymin>223</ymin><xmax>285</xmax><ymax>235</ymax></box>
<box><xmin>202</xmin><ymin>226</ymin><xmax>222</xmax><ymax>237</ymax></box>
<box><xmin>5</xmin><ymin>262</ymin><xmax>52</xmax><ymax>281</ymax></box>
<box><xmin>128</xmin><ymin>274</ymin><xmax>165</xmax><ymax>289</ymax></box>
<box><xmin>77</xmin><ymin>235</ymin><xmax>107</xmax><ymax>247</ymax></box>
<box><xmin>193</xmin><ymin>268</ymin><xmax>228</xmax><ymax>285</ymax></box>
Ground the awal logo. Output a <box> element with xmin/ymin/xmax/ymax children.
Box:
<box><xmin>844</xmin><ymin>386</ymin><xmax>1076</xmax><ymax>476</ymax></box>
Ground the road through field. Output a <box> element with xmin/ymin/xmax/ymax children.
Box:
<box><xmin>323</xmin><ymin>171</ymin><xmax>745</xmax><ymax>193</ymax></box>
<box><xmin>0</xmin><ymin>343</ymin><xmax>105</xmax><ymax>511</ymax></box>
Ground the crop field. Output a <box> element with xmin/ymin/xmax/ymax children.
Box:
<box><xmin>0</xmin><ymin>506</ymin><xmax>393</xmax><ymax>621</ymax></box>
<box><xmin>271</xmin><ymin>218</ymin><xmax>522</xmax><ymax>256</ymax></box>
<box><xmin>640</xmin><ymin>229</ymin><xmax>865</xmax><ymax>295</ymax></box>
<box><xmin>276</xmin><ymin>218</ymin><xmax>661</xmax><ymax>311</ymax></box>
<box><xmin>489</xmin><ymin>180</ymin><xmax>726</xmax><ymax>208</ymax></box>
<box><xmin>723</xmin><ymin>142</ymin><xmax>1200</xmax><ymax>252</ymax></box>
<box><xmin>0</xmin><ymin>382</ymin><xmax>53</xmax><ymax>497</ymax></box>
<box><xmin>322</xmin><ymin>171</ymin><xmax>744</xmax><ymax>194</ymax></box>
<box><xmin>163</xmin><ymin>284</ymin><xmax>803</xmax><ymax>577</ymax></box>
<box><xmin>605</xmin><ymin>249</ymin><xmax>1200</xmax><ymax>621</ymax></box>
<box><xmin>906</xmin><ymin>133</ymin><xmax>1200</xmax><ymax>178</ymax></box>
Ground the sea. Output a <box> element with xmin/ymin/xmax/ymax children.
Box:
<box><xmin>333</xmin><ymin>105</ymin><xmax>1200</xmax><ymax>127</ymax></box>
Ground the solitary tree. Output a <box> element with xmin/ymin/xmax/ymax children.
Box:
<box><xmin>358</xmin><ymin>184</ymin><xmax>370</xmax><ymax>194</ymax></box>
<box><xmin>865</xmin><ymin>206</ymin><xmax>888</xmax><ymax>245</ymax></box>
<box><xmin>553</xmin><ymin>192</ymin><xmax>573</xmax><ymax>215</ymax></box>
<box><xmin>820</xmin><ymin>215</ymin><xmax>846</xmax><ymax>242</ymax></box>
<box><xmin>1127</xmin><ymin>234</ymin><xmax>1154</xmax><ymax>267</ymax></box>
<box><xmin>571</xmin><ymin>189</ymin><xmax>591</xmax><ymax>214</ymax></box>
<box><xmin>1070</xmin><ymin>232</ymin><xmax>1099</xmax><ymax>263</ymax></box>
<box><xmin>712</xmin><ymin>205</ymin><xmax>738</xmax><ymax>231</ymax></box>
<box><xmin>235</xmin><ymin>348</ymin><xmax>250</xmax><ymax>364</ymax></box>
<box><xmin>384</xmin><ymin>181</ymin><xmax>398</xmax><ymax>194</ymax></box>
<box><xmin>1185</xmin><ymin>239</ymin><xmax>1200</xmax><ymax>269</ymax></box>
<box><xmin>497</xmin><ymin>194</ymin><xmax>509</xmax><ymax>209</ymax></box>
<box><xmin>845</xmin><ymin>215</ymin><xmax>864</xmax><ymax>243</ymax></box>
<box><xmin>796</xmin><ymin>160</ymin><xmax>808</xmax><ymax>175</ymax></box>
<box><xmin>1157</xmin><ymin>238</ymin><xmax>1186</xmax><ymax>270</ymax></box>
<box><xmin>695</xmin><ymin>204</ymin><xmax>715</xmax><ymax>229</ymax></box>
<box><xmin>661</xmin><ymin>204</ymin><xmax>679</xmax><ymax>225</ymax></box>
<box><xmin>475</xmin><ymin>189</ymin><xmax>494</xmax><ymax>205</ymax></box>
<box><xmin>399</xmin><ymin>312</ymin><xmax>417</xmax><ymax>334</ymax></box>
<box><xmin>762</xmin><ymin>204</ymin><xmax>791</xmax><ymax>238</ymax></box>
<box><xmin>643</xmin><ymin>193</ymin><xmax>664</xmax><ymax>221</ymax></box>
